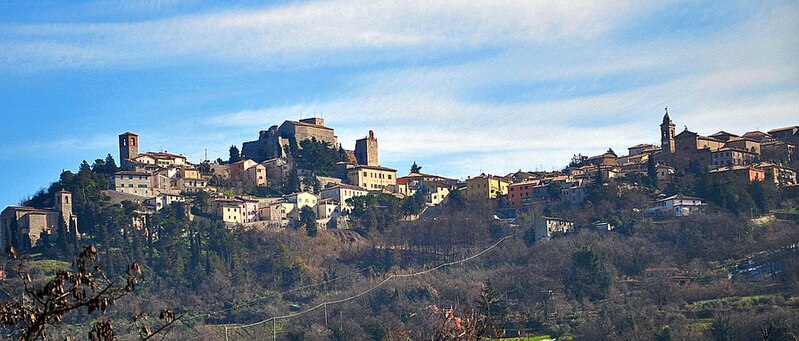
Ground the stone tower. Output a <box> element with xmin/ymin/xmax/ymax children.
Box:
<box><xmin>54</xmin><ymin>190</ymin><xmax>73</xmax><ymax>225</ymax></box>
<box><xmin>355</xmin><ymin>130</ymin><xmax>379</xmax><ymax>166</ymax></box>
<box><xmin>119</xmin><ymin>132</ymin><xmax>139</xmax><ymax>169</ymax></box>
<box><xmin>660</xmin><ymin>108</ymin><xmax>676</xmax><ymax>155</ymax></box>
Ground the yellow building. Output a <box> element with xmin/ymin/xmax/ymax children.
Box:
<box><xmin>347</xmin><ymin>165</ymin><xmax>397</xmax><ymax>190</ymax></box>
<box><xmin>213</xmin><ymin>199</ymin><xmax>243</xmax><ymax>224</ymax></box>
<box><xmin>466</xmin><ymin>174</ymin><xmax>509</xmax><ymax>200</ymax></box>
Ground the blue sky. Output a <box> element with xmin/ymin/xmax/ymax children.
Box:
<box><xmin>1</xmin><ymin>0</ymin><xmax>798</xmax><ymax>207</ymax></box>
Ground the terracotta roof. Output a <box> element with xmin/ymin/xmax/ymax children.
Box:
<box><xmin>508</xmin><ymin>180</ymin><xmax>540</xmax><ymax>187</ymax></box>
<box><xmin>343</xmin><ymin>150</ymin><xmax>358</xmax><ymax>163</ymax></box>
<box><xmin>416</xmin><ymin>180</ymin><xmax>448</xmax><ymax>189</ymax></box>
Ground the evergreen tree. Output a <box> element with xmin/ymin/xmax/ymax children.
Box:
<box><xmin>300</xmin><ymin>206</ymin><xmax>317</xmax><ymax>237</ymax></box>
<box><xmin>295</xmin><ymin>138</ymin><xmax>339</xmax><ymax>176</ymax></box>
<box><xmin>646</xmin><ymin>156</ymin><xmax>657</xmax><ymax>188</ymax></box>
<box><xmin>401</xmin><ymin>191</ymin><xmax>426</xmax><ymax>215</ymax></box>
<box><xmin>228</xmin><ymin>145</ymin><xmax>241</xmax><ymax>164</ymax></box>
<box><xmin>410</xmin><ymin>161</ymin><xmax>422</xmax><ymax>174</ymax></box>
<box><xmin>564</xmin><ymin>246</ymin><xmax>611</xmax><ymax>302</ymax></box>
<box><xmin>53</xmin><ymin>215</ymin><xmax>71</xmax><ymax>259</ymax></box>
<box><xmin>104</xmin><ymin>153</ymin><xmax>118</xmax><ymax>174</ymax></box>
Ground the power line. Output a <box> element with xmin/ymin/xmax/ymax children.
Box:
<box><xmin>208</xmin><ymin>233</ymin><xmax>517</xmax><ymax>339</ymax></box>
<box><xmin>176</xmin><ymin>266</ymin><xmax>375</xmax><ymax>340</ymax></box>
<box><xmin>182</xmin><ymin>266</ymin><xmax>374</xmax><ymax>323</ymax></box>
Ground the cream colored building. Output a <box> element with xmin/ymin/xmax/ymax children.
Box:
<box><xmin>133</xmin><ymin>152</ymin><xmax>188</xmax><ymax>167</ymax></box>
<box><xmin>317</xmin><ymin>198</ymin><xmax>341</xmax><ymax>220</ymax></box>
<box><xmin>212</xmin><ymin>199</ymin><xmax>244</xmax><ymax>224</ymax></box>
<box><xmin>320</xmin><ymin>183</ymin><xmax>368</xmax><ymax>212</ymax></box>
<box><xmin>179</xmin><ymin>167</ymin><xmax>201</xmax><ymax>180</ymax></box>
<box><xmin>285</xmin><ymin>192</ymin><xmax>318</xmax><ymax>210</ymax></box>
<box><xmin>347</xmin><ymin>165</ymin><xmax>397</xmax><ymax>190</ymax></box>
<box><xmin>235</xmin><ymin>196</ymin><xmax>260</xmax><ymax>223</ymax></box>
<box><xmin>109</xmin><ymin>171</ymin><xmax>153</xmax><ymax>196</ymax></box>
<box><xmin>144</xmin><ymin>194</ymin><xmax>185</xmax><ymax>212</ymax></box>
<box><xmin>177</xmin><ymin>177</ymin><xmax>208</xmax><ymax>192</ymax></box>
<box><xmin>466</xmin><ymin>174</ymin><xmax>509</xmax><ymax>200</ymax></box>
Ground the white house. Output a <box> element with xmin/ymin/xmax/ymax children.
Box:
<box><xmin>285</xmin><ymin>192</ymin><xmax>318</xmax><ymax>210</ymax></box>
<box><xmin>320</xmin><ymin>184</ymin><xmax>368</xmax><ymax>212</ymax></box>
<box><xmin>646</xmin><ymin>194</ymin><xmax>706</xmax><ymax>217</ymax></box>
<box><xmin>534</xmin><ymin>216</ymin><xmax>575</xmax><ymax>241</ymax></box>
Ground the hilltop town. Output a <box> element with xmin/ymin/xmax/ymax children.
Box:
<box><xmin>3</xmin><ymin>112</ymin><xmax>798</xmax><ymax>251</ymax></box>
<box><xmin>2</xmin><ymin>112</ymin><xmax>799</xmax><ymax>340</ymax></box>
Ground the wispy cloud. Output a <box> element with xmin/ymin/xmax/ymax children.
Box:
<box><xmin>198</xmin><ymin>1</ymin><xmax>798</xmax><ymax>176</ymax></box>
<box><xmin>0</xmin><ymin>0</ymin><xmax>669</xmax><ymax>71</ymax></box>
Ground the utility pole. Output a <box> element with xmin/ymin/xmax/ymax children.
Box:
<box><xmin>324</xmin><ymin>303</ymin><xmax>328</xmax><ymax>328</ymax></box>
<box><xmin>273</xmin><ymin>319</ymin><xmax>277</xmax><ymax>341</ymax></box>
<box><xmin>224</xmin><ymin>326</ymin><xmax>229</xmax><ymax>341</ymax></box>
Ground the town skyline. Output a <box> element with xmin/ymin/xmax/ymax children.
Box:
<box><xmin>1</xmin><ymin>0</ymin><xmax>798</xmax><ymax>208</ymax></box>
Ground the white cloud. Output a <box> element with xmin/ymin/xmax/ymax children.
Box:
<box><xmin>196</xmin><ymin>1</ymin><xmax>798</xmax><ymax>178</ymax></box>
<box><xmin>0</xmin><ymin>0</ymin><xmax>668</xmax><ymax>70</ymax></box>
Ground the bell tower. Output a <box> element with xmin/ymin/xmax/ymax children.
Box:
<box><xmin>660</xmin><ymin>107</ymin><xmax>676</xmax><ymax>155</ymax></box>
<box><xmin>54</xmin><ymin>190</ymin><xmax>73</xmax><ymax>227</ymax></box>
<box><xmin>355</xmin><ymin>130</ymin><xmax>379</xmax><ymax>166</ymax></box>
<box><xmin>119</xmin><ymin>132</ymin><xmax>139</xmax><ymax>169</ymax></box>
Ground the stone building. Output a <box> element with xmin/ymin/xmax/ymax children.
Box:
<box><xmin>659</xmin><ymin>110</ymin><xmax>771</xmax><ymax>171</ymax></box>
<box><xmin>241</xmin><ymin>118</ymin><xmax>339</xmax><ymax>162</ymax></box>
<box><xmin>768</xmin><ymin>126</ymin><xmax>799</xmax><ymax>143</ymax></box>
<box><xmin>229</xmin><ymin>159</ymin><xmax>267</xmax><ymax>187</ymax></box>
<box><xmin>533</xmin><ymin>216</ymin><xmax>574</xmax><ymax>241</ymax></box>
<box><xmin>119</xmin><ymin>132</ymin><xmax>139</xmax><ymax>170</ymax></box>
<box><xmin>109</xmin><ymin>171</ymin><xmax>153</xmax><ymax>196</ymax></box>
<box><xmin>355</xmin><ymin>130</ymin><xmax>379</xmax><ymax>166</ymax></box>
<box><xmin>709</xmin><ymin>165</ymin><xmax>766</xmax><ymax>183</ymax></box>
<box><xmin>1</xmin><ymin>190</ymin><xmax>78</xmax><ymax>251</ymax></box>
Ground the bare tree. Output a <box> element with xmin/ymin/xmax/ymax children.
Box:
<box><xmin>0</xmin><ymin>245</ymin><xmax>179</xmax><ymax>340</ymax></box>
